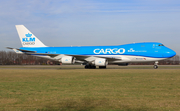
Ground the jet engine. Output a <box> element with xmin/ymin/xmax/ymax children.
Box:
<box><xmin>60</xmin><ymin>56</ymin><xmax>75</xmax><ymax>64</ymax></box>
<box><xmin>92</xmin><ymin>58</ymin><xmax>108</xmax><ymax>66</ymax></box>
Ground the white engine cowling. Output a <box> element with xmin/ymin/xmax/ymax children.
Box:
<box><xmin>93</xmin><ymin>58</ymin><xmax>108</xmax><ymax>66</ymax></box>
<box><xmin>60</xmin><ymin>56</ymin><xmax>75</xmax><ymax>64</ymax></box>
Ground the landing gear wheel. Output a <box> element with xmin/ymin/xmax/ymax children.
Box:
<box><xmin>153</xmin><ymin>65</ymin><xmax>158</xmax><ymax>69</ymax></box>
<box><xmin>153</xmin><ymin>61</ymin><xmax>159</xmax><ymax>69</ymax></box>
<box><xmin>85</xmin><ymin>65</ymin><xmax>96</xmax><ymax>69</ymax></box>
<box><xmin>92</xmin><ymin>66</ymin><xmax>96</xmax><ymax>69</ymax></box>
<box><xmin>85</xmin><ymin>65</ymin><xmax>89</xmax><ymax>69</ymax></box>
<box><xmin>99</xmin><ymin>66</ymin><xmax>106</xmax><ymax>69</ymax></box>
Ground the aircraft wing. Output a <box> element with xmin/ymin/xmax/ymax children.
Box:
<box><xmin>28</xmin><ymin>53</ymin><xmax>122</xmax><ymax>61</ymax></box>
<box><xmin>68</xmin><ymin>54</ymin><xmax>121</xmax><ymax>61</ymax></box>
<box><xmin>7</xmin><ymin>47</ymin><xmax>122</xmax><ymax>62</ymax></box>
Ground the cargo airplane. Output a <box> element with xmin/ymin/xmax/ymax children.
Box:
<box><xmin>7</xmin><ymin>25</ymin><xmax>176</xmax><ymax>69</ymax></box>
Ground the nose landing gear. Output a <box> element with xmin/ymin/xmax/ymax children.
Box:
<box><xmin>153</xmin><ymin>61</ymin><xmax>158</xmax><ymax>69</ymax></box>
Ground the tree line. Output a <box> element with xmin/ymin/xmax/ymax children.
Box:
<box><xmin>0</xmin><ymin>51</ymin><xmax>58</xmax><ymax>65</ymax></box>
<box><xmin>0</xmin><ymin>51</ymin><xmax>179</xmax><ymax>65</ymax></box>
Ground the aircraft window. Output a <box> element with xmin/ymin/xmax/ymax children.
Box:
<box><xmin>158</xmin><ymin>44</ymin><xmax>164</xmax><ymax>46</ymax></box>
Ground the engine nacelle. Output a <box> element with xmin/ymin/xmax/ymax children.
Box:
<box><xmin>93</xmin><ymin>58</ymin><xmax>108</xmax><ymax>66</ymax></box>
<box><xmin>60</xmin><ymin>56</ymin><xmax>75</xmax><ymax>64</ymax></box>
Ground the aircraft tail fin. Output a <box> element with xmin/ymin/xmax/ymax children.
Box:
<box><xmin>15</xmin><ymin>25</ymin><xmax>47</xmax><ymax>47</ymax></box>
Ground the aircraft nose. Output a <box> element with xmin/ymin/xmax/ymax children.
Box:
<box><xmin>164</xmin><ymin>49</ymin><xmax>176</xmax><ymax>58</ymax></box>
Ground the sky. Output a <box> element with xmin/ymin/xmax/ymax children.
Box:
<box><xmin>0</xmin><ymin>0</ymin><xmax>180</xmax><ymax>55</ymax></box>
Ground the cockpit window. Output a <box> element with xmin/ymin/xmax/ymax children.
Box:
<box><xmin>158</xmin><ymin>44</ymin><xmax>164</xmax><ymax>46</ymax></box>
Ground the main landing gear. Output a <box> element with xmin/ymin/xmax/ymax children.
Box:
<box><xmin>84</xmin><ymin>65</ymin><xmax>107</xmax><ymax>69</ymax></box>
<box><xmin>99</xmin><ymin>66</ymin><xmax>106</xmax><ymax>69</ymax></box>
<box><xmin>153</xmin><ymin>61</ymin><xmax>158</xmax><ymax>69</ymax></box>
<box><xmin>85</xmin><ymin>65</ymin><xmax>96</xmax><ymax>69</ymax></box>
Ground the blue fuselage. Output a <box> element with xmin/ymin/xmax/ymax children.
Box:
<box><xmin>20</xmin><ymin>42</ymin><xmax>176</xmax><ymax>58</ymax></box>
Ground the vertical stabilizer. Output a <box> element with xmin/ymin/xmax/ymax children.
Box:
<box><xmin>15</xmin><ymin>25</ymin><xmax>47</xmax><ymax>47</ymax></box>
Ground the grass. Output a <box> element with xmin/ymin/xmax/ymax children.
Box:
<box><xmin>0</xmin><ymin>65</ymin><xmax>180</xmax><ymax>111</ymax></box>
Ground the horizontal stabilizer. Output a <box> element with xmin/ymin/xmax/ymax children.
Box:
<box><xmin>6</xmin><ymin>47</ymin><xmax>36</xmax><ymax>53</ymax></box>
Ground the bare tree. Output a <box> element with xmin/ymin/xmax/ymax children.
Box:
<box><xmin>0</xmin><ymin>51</ymin><xmax>56</xmax><ymax>65</ymax></box>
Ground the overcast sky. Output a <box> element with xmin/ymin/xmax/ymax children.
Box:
<box><xmin>0</xmin><ymin>0</ymin><xmax>180</xmax><ymax>55</ymax></box>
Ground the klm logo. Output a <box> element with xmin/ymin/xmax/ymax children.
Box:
<box><xmin>128</xmin><ymin>48</ymin><xmax>135</xmax><ymax>52</ymax></box>
<box><xmin>22</xmin><ymin>33</ymin><xmax>35</xmax><ymax>45</ymax></box>
<box><xmin>26</xmin><ymin>33</ymin><xmax>32</xmax><ymax>37</ymax></box>
<box><xmin>22</xmin><ymin>33</ymin><xmax>35</xmax><ymax>42</ymax></box>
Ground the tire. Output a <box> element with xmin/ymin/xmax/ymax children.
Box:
<box><xmin>90</xmin><ymin>65</ymin><xmax>96</xmax><ymax>69</ymax></box>
<box><xmin>92</xmin><ymin>66</ymin><xmax>96</xmax><ymax>69</ymax></box>
<box><xmin>99</xmin><ymin>66</ymin><xmax>106</xmax><ymax>69</ymax></box>
<box><xmin>85</xmin><ymin>65</ymin><xmax>96</xmax><ymax>69</ymax></box>
<box><xmin>153</xmin><ymin>65</ymin><xmax>158</xmax><ymax>69</ymax></box>
<box><xmin>85</xmin><ymin>65</ymin><xmax>88</xmax><ymax>69</ymax></box>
